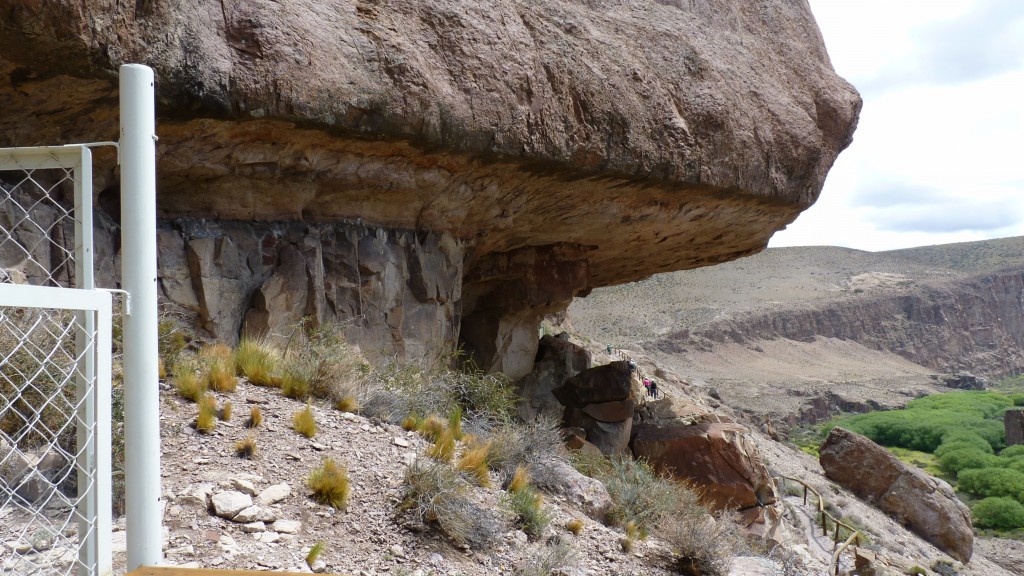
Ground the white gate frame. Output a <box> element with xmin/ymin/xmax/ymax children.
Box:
<box><xmin>0</xmin><ymin>63</ymin><xmax>161</xmax><ymax>575</ymax></box>
<box><xmin>0</xmin><ymin>284</ymin><xmax>112</xmax><ymax>576</ymax></box>
<box><xmin>0</xmin><ymin>143</ymin><xmax>112</xmax><ymax>576</ymax></box>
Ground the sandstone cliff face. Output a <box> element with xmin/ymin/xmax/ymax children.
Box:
<box><xmin>0</xmin><ymin>1</ymin><xmax>859</xmax><ymax>368</ymax></box>
<box><xmin>658</xmin><ymin>271</ymin><xmax>1024</xmax><ymax>378</ymax></box>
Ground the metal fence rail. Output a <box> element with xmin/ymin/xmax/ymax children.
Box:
<box><xmin>0</xmin><ymin>145</ymin><xmax>112</xmax><ymax>576</ymax></box>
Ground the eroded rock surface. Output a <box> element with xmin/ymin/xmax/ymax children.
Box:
<box><xmin>516</xmin><ymin>333</ymin><xmax>592</xmax><ymax>420</ymax></box>
<box><xmin>819</xmin><ymin>427</ymin><xmax>973</xmax><ymax>563</ymax></box>
<box><xmin>631</xmin><ymin>421</ymin><xmax>777</xmax><ymax>512</ymax></box>
<box><xmin>0</xmin><ymin>0</ymin><xmax>859</xmax><ymax>366</ymax></box>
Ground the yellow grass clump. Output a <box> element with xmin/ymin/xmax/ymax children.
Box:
<box><xmin>308</xmin><ymin>458</ymin><xmax>350</xmax><ymax>509</ymax></box>
<box><xmin>293</xmin><ymin>404</ymin><xmax>317</xmax><ymax>438</ymax></box>
<box><xmin>456</xmin><ymin>440</ymin><xmax>492</xmax><ymax>487</ymax></box>
<box><xmin>235</xmin><ymin>435</ymin><xmax>257</xmax><ymax>459</ymax></box>
<box><xmin>508</xmin><ymin>465</ymin><xmax>530</xmax><ymax>494</ymax></box>
<box><xmin>246</xmin><ymin>406</ymin><xmax>263</xmax><ymax>428</ymax></box>
<box><xmin>235</xmin><ymin>337</ymin><xmax>279</xmax><ymax>387</ymax></box>
<box><xmin>196</xmin><ymin>395</ymin><xmax>217</xmax><ymax>434</ymax></box>
<box><xmin>173</xmin><ymin>359</ymin><xmax>206</xmax><ymax>402</ymax></box>
<box><xmin>427</xmin><ymin>427</ymin><xmax>457</xmax><ymax>462</ymax></box>
<box><xmin>566</xmin><ymin>518</ymin><xmax>585</xmax><ymax>536</ymax></box>
<box><xmin>335</xmin><ymin>396</ymin><xmax>359</xmax><ymax>413</ymax></box>
<box><xmin>219</xmin><ymin>400</ymin><xmax>232</xmax><ymax>421</ymax></box>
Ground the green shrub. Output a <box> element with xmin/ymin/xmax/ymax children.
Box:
<box><xmin>833</xmin><ymin>391</ymin><xmax>1009</xmax><ymax>452</ymax></box>
<box><xmin>1000</xmin><ymin>445</ymin><xmax>1024</xmax><ymax>458</ymax></box>
<box><xmin>938</xmin><ymin>447</ymin><xmax>998</xmax><ymax>476</ymax></box>
<box><xmin>1008</xmin><ymin>393</ymin><xmax>1024</xmax><ymax>406</ymax></box>
<box><xmin>972</xmin><ymin>497</ymin><xmax>1024</xmax><ymax>529</ymax></box>
<box><xmin>958</xmin><ymin>467</ymin><xmax>1024</xmax><ymax>503</ymax></box>
<box><xmin>504</xmin><ymin>485</ymin><xmax>551</xmax><ymax>539</ymax></box>
<box><xmin>935</xmin><ymin>433</ymin><xmax>993</xmax><ymax>456</ymax></box>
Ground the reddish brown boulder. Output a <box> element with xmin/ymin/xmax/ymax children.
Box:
<box><xmin>819</xmin><ymin>427</ymin><xmax>973</xmax><ymax>563</ymax></box>
<box><xmin>631</xmin><ymin>422</ymin><xmax>776</xmax><ymax>511</ymax></box>
<box><xmin>553</xmin><ymin>362</ymin><xmax>632</xmax><ymax>407</ymax></box>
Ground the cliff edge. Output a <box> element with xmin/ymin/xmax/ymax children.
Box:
<box><xmin>0</xmin><ymin>0</ymin><xmax>860</xmax><ymax>374</ymax></box>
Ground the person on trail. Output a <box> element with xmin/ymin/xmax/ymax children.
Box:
<box><xmin>607</xmin><ymin>344</ymin><xmax>613</xmax><ymax>354</ymax></box>
<box><xmin>643</xmin><ymin>378</ymin><xmax>651</xmax><ymax>394</ymax></box>
<box><xmin>650</xmin><ymin>380</ymin><xmax>658</xmax><ymax>399</ymax></box>
<box><xmin>628</xmin><ymin>360</ymin><xmax>637</xmax><ymax>374</ymax></box>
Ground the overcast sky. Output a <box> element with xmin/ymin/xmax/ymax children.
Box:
<box><xmin>769</xmin><ymin>0</ymin><xmax>1024</xmax><ymax>252</ymax></box>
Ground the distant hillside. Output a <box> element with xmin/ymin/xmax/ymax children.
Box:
<box><xmin>567</xmin><ymin>236</ymin><xmax>1024</xmax><ymax>425</ymax></box>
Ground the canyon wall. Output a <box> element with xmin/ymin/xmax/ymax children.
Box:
<box><xmin>0</xmin><ymin>0</ymin><xmax>860</xmax><ymax>373</ymax></box>
<box><xmin>655</xmin><ymin>272</ymin><xmax>1024</xmax><ymax>378</ymax></box>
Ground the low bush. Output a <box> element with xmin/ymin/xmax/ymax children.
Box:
<box><xmin>513</xmin><ymin>541</ymin><xmax>576</xmax><ymax>576</ymax></box>
<box><xmin>600</xmin><ymin>457</ymin><xmax>681</xmax><ymax>536</ymax></box>
<box><xmin>938</xmin><ymin>447</ymin><xmax>998</xmax><ymax>476</ymax></box>
<box><xmin>1001</xmin><ymin>445</ymin><xmax>1024</xmax><ymax>458</ymax></box>
<box><xmin>488</xmin><ymin>415</ymin><xmax>566</xmax><ymax>481</ymax></box>
<box><xmin>400</xmin><ymin>458</ymin><xmax>502</xmax><ymax>549</ymax></box>
<box><xmin>662</xmin><ymin>510</ymin><xmax>744</xmax><ymax>576</ymax></box>
<box><xmin>935</xmin><ymin>433</ymin><xmax>993</xmax><ymax>457</ymax></box>
<box><xmin>972</xmin><ymin>497</ymin><xmax>1024</xmax><ymax>530</ymax></box>
<box><xmin>504</xmin><ymin>484</ymin><xmax>550</xmax><ymax>539</ymax></box>
<box><xmin>957</xmin><ymin>467</ymin><xmax>1024</xmax><ymax>503</ymax></box>
<box><xmin>308</xmin><ymin>458</ymin><xmax>350</xmax><ymax>509</ymax></box>
<box><xmin>278</xmin><ymin>321</ymin><xmax>368</xmax><ymax>405</ymax></box>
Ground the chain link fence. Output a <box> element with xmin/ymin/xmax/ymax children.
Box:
<box><xmin>0</xmin><ymin>147</ymin><xmax>112</xmax><ymax>576</ymax></box>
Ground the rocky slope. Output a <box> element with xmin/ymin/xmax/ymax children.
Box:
<box><xmin>568</xmin><ymin>237</ymin><xmax>1024</xmax><ymax>425</ymax></box>
<box><xmin>0</xmin><ymin>0</ymin><xmax>860</xmax><ymax>376</ymax></box>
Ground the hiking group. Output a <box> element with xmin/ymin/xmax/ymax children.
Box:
<box><xmin>643</xmin><ymin>377</ymin><xmax>658</xmax><ymax>399</ymax></box>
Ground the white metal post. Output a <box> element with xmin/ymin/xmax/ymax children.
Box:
<box><xmin>119</xmin><ymin>64</ymin><xmax>162</xmax><ymax>571</ymax></box>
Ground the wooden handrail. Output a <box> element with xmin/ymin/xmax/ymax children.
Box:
<box><xmin>776</xmin><ymin>475</ymin><xmax>863</xmax><ymax>575</ymax></box>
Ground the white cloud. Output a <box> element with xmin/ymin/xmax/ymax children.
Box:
<box><xmin>771</xmin><ymin>0</ymin><xmax>1024</xmax><ymax>252</ymax></box>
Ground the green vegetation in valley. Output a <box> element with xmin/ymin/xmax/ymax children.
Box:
<box><xmin>826</xmin><ymin>390</ymin><xmax>1024</xmax><ymax>532</ymax></box>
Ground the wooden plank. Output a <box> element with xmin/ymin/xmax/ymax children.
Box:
<box><xmin>127</xmin><ymin>567</ymin><xmax>343</xmax><ymax>576</ymax></box>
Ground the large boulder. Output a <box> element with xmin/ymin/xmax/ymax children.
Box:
<box><xmin>819</xmin><ymin>427</ymin><xmax>973</xmax><ymax>563</ymax></box>
<box><xmin>516</xmin><ymin>333</ymin><xmax>592</xmax><ymax>420</ymax></box>
<box><xmin>1007</xmin><ymin>409</ymin><xmax>1024</xmax><ymax>447</ymax></box>
<box><xmin>631</xmin><ymin>422</ymin><xmax>776</xmax><ymax>511</ymax></box>
<box><xmin>565</xmin><ymin>408</ymin><xmax>633</xmax><ymax>457</ymax></box>
<box><xmin>552</xmin><ymin>362</ymin><xmax>632</xmax><ymax>407</ymax></box>
<box><xmin>0</xmin><ymin>0</ymin><xmax>858</xmax><ymax>370</ymax></box>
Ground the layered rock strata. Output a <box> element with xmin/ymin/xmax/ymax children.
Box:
<box><xmin>0</xmin><ymin>0</ymin><xmax>859</xmax><ymax>367</ymax></box>
<box><xmin>819</xmin><ymin>427</ymin><xmax>973</xmax><ymax>563</ymax></box>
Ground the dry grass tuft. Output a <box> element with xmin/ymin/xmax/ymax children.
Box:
<box><xmin>281</xmin><ymin>372</ymin><xmax>310</xmax><ymax>401</ymax></box>
<box><xmin>246</xmin><ymin>406</ymin><xmax>263</xmax><ymax>428</ymax></box>
<box><xmin>308</xmin><ymin>458</ymin><xmax>350</xmax><ymax>509</ymax></box>
<box><xmin>417</xmin><ymin>415</ymin><xmax>446</xmax><ymax>441</ymax></box>
<box><xmin>173</xmin><ymin>359</ymin><xmax>206</xmax><ymax>402</ymax></box>
<box><xmin>565</xmin><ymin>518</ymin><xmax>585</xmax><ymax>536</ymax></box>
<box><xmin>457</xmin><ymin>440</ymin><xmax>492</xmax><ymax>487</ymax></box>
<box><xmin>507</xmin><ymin>465</ymin><xmax>530</xmax><ymax>494</ymax></box>
<box><xmin>305</xmin><ymin>541</ymin><xmax>325</xmax><ymax>567</ymax></box>
<box><xmin>448</xmin><ymin>405</ymin><xmax>463</xmax><ymax>440</ymax></box>
<box><xmin>196</xmin><ymin>395</ymin><xmax>217</xmax><ymax>434</ymax></box>
<box><xmin>401</xmin><ymin>412</ymin><xmax>422</xmax><ymax>432</ymax></box>
<box><xmin>620</xmin><ymin>536</ymin><xmax>634</xmax><ymax>553</ymax></box>
<box><xmin>335</xmin><ymin>396</ymin><xmax>359</xmax><ymax>413</ymax></box>
<box><xmin>235</xmin><ymin>337</ymin><xmax>279</xmax><ymax>387</ymax></box>
<box><xmin>427</xmin><ymin>427</ymin><xmax>457</xmax><ymax>462</ymax></box>
<box><xmin>293</xmin><ymin>404</ymin><xmax>317</xmax><ymax>438</ymax></box>
<box><xmin>235</xmin><ymin>435</ymin><xmax>257</xmax><ymax>459</ymax></box>
<box><xmin>219</xmin><ymin>400</ymin><xmax>233</xmax><ymax>421</ymax></box>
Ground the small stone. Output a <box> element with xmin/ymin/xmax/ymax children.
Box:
<box><xmin>218</xmin><ymin>534</ymin><xmax>237</xmax><ymax>547</ymax></box>
<box><xmin>390</xmin><ymin>544</ymin><xmax>405</xmax><ymax>558</ymax></box>
<box><xmin>393</xmin><ymin>437</ymin><xmax>411</xmax><ymax>447</ymax></box>
<box><xmin>311</xmin><ymin>559</ymin><xmax>328</xmax><ymax>573</ymax></box>
<box><xmin>234</xmin><ymin>505</ymin><xmax>276</xmax><ymax>523</ymax></box>
<box><xmin>230</xmin><ymin>478</ymin><xmax>258</xmax><ymax>496</ymax></box>
<box><xmin>430</xmin><ymin>553</ymin><xmax>443</xmax><ymax>566</ymax></box>
<box><xmin>256</xmin><ymin>482</ymin><xmax>291</xmax><ymax>506</ymax></box>
<box><xmin>211</xmin><ymin>491</ymin><xmax>253</xmax><ymax>520</ymax></box>
<box><xmin>271</xmin><ymin>519</ymin><xmax>301</xmax><ymax>534</ymax></box>
<box><xmin>240</xmin><ymin>522</ymin><xmax>266</xmax><ymax>533</ymax></box>
<box><xmin>257</xmin><ymin>531</ymin><xmax>281</xmax><ymax>543</ymax></box>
